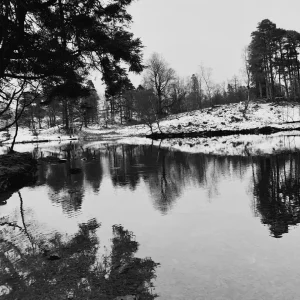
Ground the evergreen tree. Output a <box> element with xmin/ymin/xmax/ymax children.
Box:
<box><xmin>0</xmin><ymin>0</ymin><xmax>144</xmax><ymax>131</ymax></box>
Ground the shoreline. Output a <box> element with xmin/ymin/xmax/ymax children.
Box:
<box><xmin>2</xmin><ymin>124</ymin><xmax>300</xmax><ymax>146</ymax></box>
<box><xmin>146</xmin><ymin>125</ymin><xmax>300</xmax><ymax>140</ymax></box>
<box><xmin>2</xmin><ymin>126</ymin><xmax>300</xmax><ymax>145</ymax></box>
<box><xmin>1</xmin><ymin>101</ymin><xmax>300</xmax><ymax>146</ymax></box>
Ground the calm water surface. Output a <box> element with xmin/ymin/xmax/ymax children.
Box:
<box><xmin>1</xmin><ymin>141</ymin><xmax>300</xmax><ymax>299</ymax></box>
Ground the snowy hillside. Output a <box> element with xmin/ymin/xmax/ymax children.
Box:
<box><xmin>2</xmin><ymin>101</ymin><xmax>300</xmax><ymax>146</ymax></box>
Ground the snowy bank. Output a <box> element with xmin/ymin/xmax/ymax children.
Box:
<box><xmin>2</xmin><ymin>101</ymin><xmax>300</xmax><ymax>145</ymax></box>
<box><xmin>63</xmin><ymin>101</ymin><xmax>300</xmax><ymax>139</ymax></box>
<box><xmin>78</xmin><ymin>131</ymin><xmax>300</xmax><ymax>157</ymax></box>
<box><xmin>0</xmin><ymin>126</ymin><xmax>78</xmax><ymax>145</ymax></box>
<box><xmin>146</xmin><ymin>101</ymin><xmax>300</xmax><ymax>138</ymax></box>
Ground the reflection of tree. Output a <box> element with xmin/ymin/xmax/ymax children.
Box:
<box><xmin>104</xmin><ymin>144</ymin><xmax>253</xmax><ymax>214</ymax></box>
<box><xmin>106</xmin><ymin>144</ymin><xmax>185</xmax><ymax>214</ymax></box>
<box><xmin>36</xmin><ymin>155</ymin><xmax>48</xmax><ymax>186</ymax></box>
<box><xmin>0</xmin><ymin>216</ymin><xmax>159</xmax><ymax>299</ymax></box>
<box><xmin>35</xmin><ymin>143</ymin><xmax>104</xmax><ymax>215</ymax></box>
<box><xmin>108</xmin><ymin>145</ymin><xmax>140</xmax><ymax>190</ymax></box>
<box><xmin>148</xmin><ymin>150</ymin><xmax>182</xmax><ymax>214</ymax></box>
<box><xmin>103</xmin><ymin>225</ymin><xmax>160</xmax><ymax>299</ymax></box>
<box><xmin>46</xmin><ymin>160</ymin><xmax>84</xmax><ymax>213</ymax></box>
<box><xmin>0</xmin><ymin>219</ymin><xmax>99</xmax><ymax>299</ymax></box>
<box><xmin>37</xmin><ymin>143</ymin><xmax>85</xmax><ymax>214</ymax></box>
<box><xmin>253</xmin><ymin>154</ymin><xmax>300</xmax><ymax>238</ymax></box>
<box><xmin>34</xmin><ymin>142</ymin><xmax>254</xmax><ymax>217</ymax></box>
<box><xmin>82</xmin><ymin>148</ymin><xmax>103</xmax><ymax>193</ymax></box>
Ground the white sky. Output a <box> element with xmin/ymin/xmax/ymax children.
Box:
<box><xmin>94</xmin><ymin>0</ymin><xmax>300</xmax><ymax>95</ymax></box>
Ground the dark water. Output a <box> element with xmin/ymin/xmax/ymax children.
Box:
<box><xmin>1</xmin><ymin>141</ymin><xmax>300</xmax><ymax>299</ymax></box>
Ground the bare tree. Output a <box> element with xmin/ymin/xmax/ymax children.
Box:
<box><xmin>0</xmin><ymin>79</ymin><xmax>41</xmax><ymax>151</ymax></box>
<box><xmin>199</xmin><ymin>64</ymin><xmax>214</xmax><ymax>106</ymax></box>
<box><xmin>240</xmin><ymin>45</ymin><xmax>251</xmax><ymax>117</ymax></box>
<box><xmin>231</xmin><ymin>75</ymin><xmax>240</xmax><ymax>93</ymax></box>
<box><xmin>0</xmin><ymin>79</ymin><xmax>27</xmax><ymax>130</ymax></box>
<box><xmin>169</xmin><ymin>77</ymin><xmax>188</xmax><ymax>113</ymax></box>
<box><xmin>133</xmin><ymin>87</ymin><xmax>163</xmax><ymax>134</ymax></box>
<box><xmin>143</xmin><ymin>53</ymin><xmax>176</xmax><ymax>116</ymax></box>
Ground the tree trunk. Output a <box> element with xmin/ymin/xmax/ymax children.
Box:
<box><xmin>279</xmin><ymin>45</ymin><xmax>290</xmax><ymax>99</ymax></box>
<box><xmin>282</xmin><ymin>69</ymin><xmax>289</xmax><ymax>99</ymax></box>
<box><xmin>157</xmin><ymin>92</ymin><xmax>163</xmax><ymax>116</ymax></box>
<box><xmin>269</xmin><ymin>55</ymin><xmax>275</xmax><ymax>100</ymax></box>
<box><xmin>10</xmin><ymin>121</ymin><xmax>19</xmax><ymax>152</ymax></box>
<box><xmin>31</xmin><ymin>107</ymin><xmax>35</xmax><ymax>130</ymax></box>
<box><xmin>263</xmin><ymin>58</ymin><xmax>271</xmax><ymax>100</ymax></box>
<box><xmin>259</xmin><ymin>81</ymin><xmax>263</xmax><ymax>99</ymax></box>
<box><xmin>84</xmin><ymin>112</ymin><xmax>87</xmax><ymax>128</ymax></box>
<box><xmin>63</xmin><ymin>99</ymin><xmax>69</xmax><ymax>129</ymax></box>
<box><xmin>120</xmin><ymin>104</ymin><xmax>123</xmax><ymax>124</ymax></box>
<box><xmin>286</xmin><ymin>52</ymin><xmax>295</xmax><ymax>100</ymax></box>
<box><xmin>295</xmin><ymin>54</ymin><xmax>300</xmax><ymax>99</ymax></box>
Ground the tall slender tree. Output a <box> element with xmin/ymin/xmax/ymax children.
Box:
<box><xmin>249</xmin><ymin>19</ymin><xmax>300</xmax><ymax>101</ymax></box>
<box><xmin>249</xmin><ymin>19</ymin><xmax>277</xmax><ymax>101</ymax></box>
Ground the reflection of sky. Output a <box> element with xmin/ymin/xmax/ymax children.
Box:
<box><xmin>2</xmin><ymin>143</ymin><xmax>300</xmax><ymax>299</ymax></box>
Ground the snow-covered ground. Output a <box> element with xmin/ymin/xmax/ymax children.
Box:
<box><xmin>79</xmin><ymin>101</ymin><xmax>300</xmax><ymax>138</ymax></box>
<box><xmin>2</xmin><ymin>131</ymin><xmax>300</xmax><ymax>157</ymax></box>
<box><xmin>0</xmin><ymin>123</ymin><xmax>149</xmax><ymax>145</ymax></box>
<box><xmin>106</xmin><ymin>131</ymin><xmax>300</xmax><ymax>156</ymax></box>
<box><xmin>2</xmin><ymin>101</ymin><xmax>300</xmax><ymax>157</ymax></box>
<box><xmin>0</xmin><ymin>125</ymin><xmax>78</xmax><ymax>145</ymax></box>
<box><xmin>157</xmin><ymin>101</ymin><xmax>300</xmax><ymax>133</ymax></box>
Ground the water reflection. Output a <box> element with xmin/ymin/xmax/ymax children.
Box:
<box><xmin>102</xmin><ymin>144</ymin><xmax>250</xmax><ymax>213</ymax></box>
<box><xmin>83</xmin><ymin>149</ymin><xmax>103</xmax><ymax>193</ymax></box>
<box><xmin>24</xmin><ymin>142</ymin><xmax>300</xmax><ymax>238</ymax></box>
<box><xmin>148</xmin><ymin>150</ymin><xmax>182</xmax><ymax>214</ymax></box>
<box><xmin>0</xmin><ymin>193</ymin><xmax>159</xmax><ymax>299</ymax></box>
<box><xmin>252</xmin><ymin>153</ymin><xmax>300</xmax><ymax>238</ymax></box>
<box><xmin>107</xmin><ymin>144</ymin><xmax>141</xmax><ymax>190</ymax></box>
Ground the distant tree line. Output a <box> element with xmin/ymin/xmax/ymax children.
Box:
<box><xmin>103</xmin><ymin>53</ymin><xmax>250</xmax><ymax>129</ymax></box>
<box><xmin>103</xmin><ymin>19</ymin><xmax>300</xmax><ymax>128</ymax></box>
<box><xmin>2</xmin><ymin>9</ymin><xmax>300</xmax><ymax>138</ymax></box>
<box><xmin>16</xmin><ymin>80</ymin><xmax>100</xmax><ymax>133</ymax></box>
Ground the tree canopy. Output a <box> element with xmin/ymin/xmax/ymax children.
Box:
<box><xmin>0</xmin><ymin>0</ymin><xmax>144</xmax><ymax>96</ymax></box>
<box><xmin>249</xmin><ymin>19</ymin><xmax>300</xmax><ymax>100</ymax></box>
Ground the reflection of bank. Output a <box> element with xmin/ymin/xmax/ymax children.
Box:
<box><xmin>34</xmin><ymin>142</ymin><xmax>255</xmax><ymax>217</ymax></box>
<box><xmin>0</xmin><ymin>210</ymin><xmax>160</xmax><ymax>299</ymax></box>
<box><xmin>252</xmin><ymin>153</ymin><xmax>300</xmax><ymax>238</ymax></box>
<box><xmin>106</xmin><ymin>144</ymin><xmax>184</xmax><ymax>214</ymax></box>
<box><xmin>37</xmin><ymin>144</ymin><xmax>104</xmax><ymax>215</ymax></box>
<box><xmin>35</xmin><ymin>143</ymin><xmax>270</xmax><ymax>217</ymax></box>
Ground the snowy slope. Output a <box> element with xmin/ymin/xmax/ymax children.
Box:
<box><xmin>2</xmin><ymin>101</ymin><xmax>300</xmax><ymax>145</ymax></box>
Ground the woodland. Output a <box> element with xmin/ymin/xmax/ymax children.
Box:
<box><xmin>1</xmin><ymin>4</ymin><xmax>300</xmax><ymax>299</ymax></box>
<box><xmin>1</xmin><ymin>1</ymin><xmax>300</xmax><ymax>148</ymax></box>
